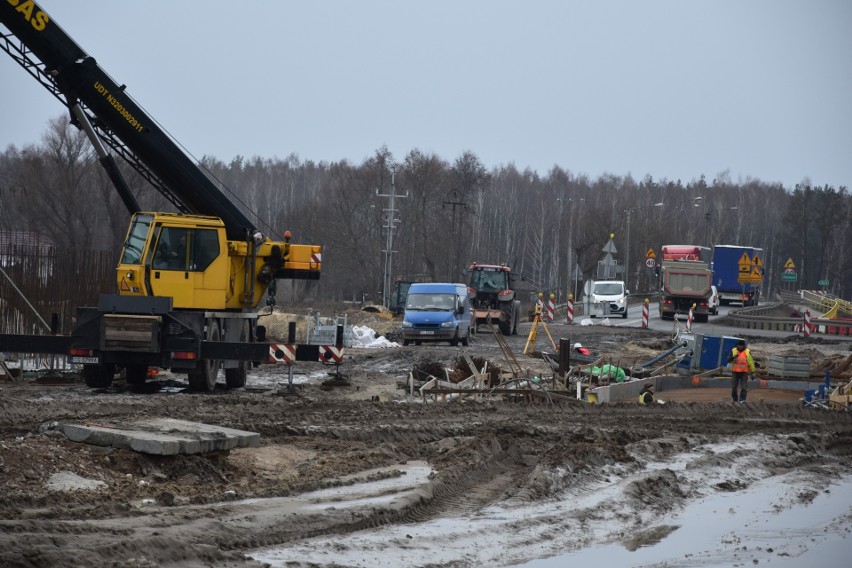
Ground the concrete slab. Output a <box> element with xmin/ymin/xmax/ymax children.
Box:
<box><xmin>60</xmin><ymin>418</ymin><xmax>260</xmax><ymax>455</ymax></box>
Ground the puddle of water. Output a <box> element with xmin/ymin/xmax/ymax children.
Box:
<box><xmin>247</xmin><ymin>467</ymin><xmax>851</xmax><ymax>568</ymax></box>
<box><xmin>520</xmin><ymin>474</ymin><xmax>852</xmax><ymax>568</ymax></box>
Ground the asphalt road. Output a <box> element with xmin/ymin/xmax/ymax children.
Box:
<box><xmin>578</xmin><ymin>301</ymin><xmax>852</xmax><ymax>342</ymax></box>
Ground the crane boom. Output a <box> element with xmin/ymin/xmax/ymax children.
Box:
<box><xmin>0</xmin><ymin>0</ymin><xmax>256</xmax><ymax>241</ymax></box>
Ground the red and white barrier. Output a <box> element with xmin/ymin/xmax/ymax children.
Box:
<box><xmin>547</xmin><ymin>294</ymin><xmax>555</xmax><ymax>321</ymax></box>
<box><xmin>319</xmin><ymin>345</ymin><xmax>345</xmax><ymax>363</ymax></box>
<box><xmin>642</xmin><ymin>299</ymin><xmax>649</xmax><ymax>328</ymax></box>
<box><xmin>566</xmin><ymin>294</ymin><xmax>574</xmax><ymax>324</ymax></box>
<box><xmin>803</xmin><ymin>310</ymin><xmax>811</xmax><ymax>337</ymax></box>
<box><xmin>269</xmin><ymin>343</ymin><xmax>296</xmax><ymax>364</ymax></box>
<box><xmin>686</xmin><ymin>304</ymin><xmax>695</xmax><ymax>332</ymax></box>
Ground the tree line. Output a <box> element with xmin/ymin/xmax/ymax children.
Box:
<box><xmin>1</xmin><ymin>117</ymin><xmax>850</xmax><ymax>310</ymax></box>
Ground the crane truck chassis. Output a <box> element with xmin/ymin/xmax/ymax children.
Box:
<box><xmin>0</xmin><ymin>1</ymin><xmax>333</xmax><ymax>391</ymax></box>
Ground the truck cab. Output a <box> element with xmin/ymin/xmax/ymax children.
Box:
<box><xmin>401</xmin><ymin>283</ymin><xmax>472</xmax><ymax>346</ymax></box>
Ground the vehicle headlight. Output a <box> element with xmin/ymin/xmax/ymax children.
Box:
<box><xmin>402</xmin><ymin>321</ymin><xmax>413</xmax><ymax>328</ymax></box>
<box><xmin>617</xmin><ymin>298</ymin><xmax>626</xmax><ymax>305</ymax></box>
<box><xmin>441</xmin><ymin>321</ymin><xmax>454</xmax><ymax>328</ymax></box>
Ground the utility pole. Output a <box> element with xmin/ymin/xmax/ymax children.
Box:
<box><xmin>442</xmin><ymin>188</ymin><xmax>467</xmax><ymax>281</ymax></box>
<box><xmin>377</xmin><ymin>168</ymin><xmax>407</xmax><ymax>309</ymax></box>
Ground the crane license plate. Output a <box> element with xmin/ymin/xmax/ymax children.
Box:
<box><xmin>69</xmin><ymin>356</ymin><xmax>99</xmax><ymax>364</ymax></box>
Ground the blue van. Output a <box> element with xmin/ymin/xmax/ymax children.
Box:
<box><xmin>401</xmin><ymin>283</ymin><xmax>473</xmax><ymax>346</ymax></box>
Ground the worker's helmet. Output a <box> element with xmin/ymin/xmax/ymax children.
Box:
<box><xmin>574</xmin><ymin>342</ymin><xmax>582</xmax><ymax>349</ymax></box>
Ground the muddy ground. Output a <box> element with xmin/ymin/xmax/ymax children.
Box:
<box><xmin>1</xmin><ymin>311</ymin><xmax>851</xmax><ymax>567</ymax></box>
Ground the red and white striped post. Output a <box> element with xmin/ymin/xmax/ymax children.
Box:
<box><xmin>642</xmin><ymin>298</ymin><xmax>649</xmax><ymax>328</ymax></box>
<box><xmin>686</xmin><ymin>303</ymin><xmax>695</xmax><ymax>332</ymax></box>
<box><xmin>803</xmin><ymin>310</ymin><xmax>811</xmax><ymax>337</ymax></box>
<box><xmin>547</xmin><ymin>293</ymin><xmax>555</xmax><ymax>322</ymax></box>
<box><xmin>566</xmin><ymin>294</ymin><xmax>574</xmax><ymax>324</ymax></box>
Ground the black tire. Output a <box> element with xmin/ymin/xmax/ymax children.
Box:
<box><xmin>225</xmin><ymin>320</ymin><xmax>250</xmax><ymax>389</ymax></box>
<box><xmin>125</xmin><ymin>364</ymin><xmax>148</xmax><ymax>386</ymax></box>
<box><xmin>450</xmin><ymin>332</ymin><xmax>459</xmax><ymax>347</ymax></box>
<box><xmin>498</xmin><ymin>318</ymin><xmax>512</xmax><ymax>335</ymax></box>
<box><xmin>189</xmin><ymin>320</ymin><xmax>220</xmax><ymax>392</ymax></box>
<box><xmin>462</xmin><ymin>331</ymin><xmax>470</xmax><ymax>346</ymax></box>
<box><xmin>622</xmin><ymin>310</ymin><xmax>628</xmax><ymax>319</ymax></box>
<box><xmin>415</xmin><ymin>341</ymin><xmax>422</xmax><ymax>346</ymax></box>
<box><xmin>512</xmin><ymin>303</ymin><xmax>520</xmax><ymax>335</ymax></box>
<box><xmin>83</xmin><ymin>364</ymin><xmax>115</xmax><ymax>388</ymax></box>
<box><xmin>403</xmin><ymin>339</ymin><xmax>410</xmax><ymax>346</ymax></box>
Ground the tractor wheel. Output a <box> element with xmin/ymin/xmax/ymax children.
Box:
<box><xmin>498</xmin><ymin>318</ymin><xmax>512</xmax><ymax>335</ymax></box>
<box><xmin>189</xmin><ymin>321</ymin><xmax>220</xmax><ymax>392</ymax></box>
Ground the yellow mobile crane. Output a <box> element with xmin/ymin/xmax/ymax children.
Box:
<box><xmin>0</xmin><ymin>1</ymin><xmax>322</xmax><ymax>391</ymax></box>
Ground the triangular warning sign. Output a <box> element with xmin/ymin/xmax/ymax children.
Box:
<box><xmin>646</xmin><ymin>248</ymin><xmax>656</xmax><ymax>259</ymax></box>
<box><xmin>749</xmin><ymin>267</ymin><xmax>763</xmax><ymax>282</ymax></box>
<box><xmin>752</xmin><ymin>255</ymin><xmax>763</xmax><ymax>267</ymax></box>
<box><xmin>784</xmin><ymin>258</ymin><xmax>796</xmax><ymax>269</ymax></box>
<box><xmin>738</xmin><ymin>252</ymin><xmax>752</xmax><ymax>266</ymax></box>
<box><xmin>120</xmin><ymin>278</ymin><xmax>130</xmax><ymax>291</ymax></box>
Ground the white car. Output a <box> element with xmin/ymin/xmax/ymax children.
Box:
<box><xmin>708</xmin><ymin>285</ymin><xmax>720</xmax><ymax>315</ymax></box>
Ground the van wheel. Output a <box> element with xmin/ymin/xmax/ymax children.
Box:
<box><xmin>622</xmin><ymin>310</ymin><xmax>628</xmax><ymax>319</ymax></box>
<box><xmin>403</xmin><ymin>339</ymin><xmax>410</xmax><ymax>346</ymax></box>
<box><xmin>450</xmin><ymin>333</ymin><xmax>460</xmax><ymax>347</ymax></box>
<box><xmin>461</xmin><ymin>332</ymin><xmax>469</xmax><ymax>346</ymax></box>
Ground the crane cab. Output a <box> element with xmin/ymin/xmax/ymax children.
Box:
<box><xmin>117</xmin><ymin>212</ymin><xmax>236</xmax><ymax>310</ymax></box>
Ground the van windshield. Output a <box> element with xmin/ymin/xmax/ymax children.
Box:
<box><xmin>406</xmin><ymin>293</ymin><xmax>455</xmax><ymax>311</ymax></box>
<box><xmin>594</xmin><ymin>282</ymin><xmax>624</xmax><ymax>295</ymax></box>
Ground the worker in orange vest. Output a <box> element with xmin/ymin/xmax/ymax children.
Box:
<box><xmin>728</xmin><ymin>339</ymin><xmax>755</xmax><ymax>403</ymax></box>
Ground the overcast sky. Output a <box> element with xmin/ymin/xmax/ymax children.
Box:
<box><xmin>2</xmin><ymin>1</ymin><xmax>850</xmax><ymax>189</ymax></box>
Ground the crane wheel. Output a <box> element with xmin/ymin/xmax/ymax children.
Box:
<box><xmin>189</xmin><ymin>321</ymin><xmax>220</xmax><ymax>392</ymax></box>
<box><xmin>125</xmin><ymin>365</ymin><xmax>148</xmax><ymax>386</ymax></box>
<box><xmin>225</xmin><ymin>321</ymin><xmax>250</xmax><ymax>389</ymax></box>
<box><xmin>83</xmin><ymin>364</ymin><xmax>115</xmax><ymax>388</ymax></box>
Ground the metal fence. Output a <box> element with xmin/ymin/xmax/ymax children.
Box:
<box><xmin>0</xmin><ymin>238</ymin><xmax>115</xmax><ymax>336</ymax></box>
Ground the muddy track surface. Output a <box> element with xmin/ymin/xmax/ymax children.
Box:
<box><xmin>1</xmin><ymin>322</ymin><xmax>851</xmax><ymax>567</ymax></box>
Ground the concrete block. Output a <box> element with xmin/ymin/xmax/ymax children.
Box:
<box><xmin>60</xmin><ymin>418</ymin><xmax>260</xmax><ymax>455</ymax></box>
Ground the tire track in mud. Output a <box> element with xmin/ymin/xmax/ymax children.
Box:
<box><xmin>2</xmin><ymin>381</ymin><xmax>852</xmax><ymax>567</ymax></box>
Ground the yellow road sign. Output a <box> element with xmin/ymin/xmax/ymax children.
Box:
<box><xmin>646</xmin><ymin>248</ymin><xmax>656</xmax><ymax>259</ymax></box>
<box><xmin>739</xmin><ymin>266</ymin><xmax>763</xmax><ymax>284</ymax></box>
<box><xmin>738</xmin><ymin>252</ymin><xmax>752</xmax><ymax>266</ymax></box>
<box><xmin>752</xmin><ymin>255</ymin><xmax>763</xmax><ymax>267</ymax></box>
<box><xmin>784</xmin><ymin>258</ymin><xmax>796</xmax><ymax>269</ymax></box>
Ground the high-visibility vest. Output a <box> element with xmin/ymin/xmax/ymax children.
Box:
<box><xmin>732</xmin><ymin>349</ymin><xmax>751</xmax><ymax>373</ymax></box>
<box><xmin>639</xmin><ymin>390</ymin><xmax>653</xmax><ymax>404</ymax></box>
